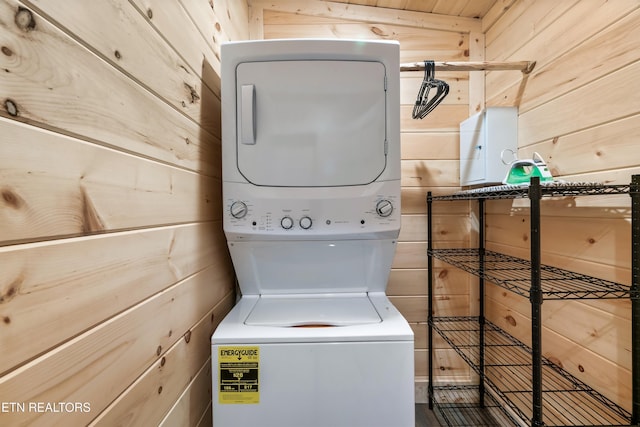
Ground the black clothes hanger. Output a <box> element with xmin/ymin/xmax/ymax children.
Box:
<box><xmin>412</xmin><ymin>60</ymin><xmax>450</xmax><ymax>119</ymax></box>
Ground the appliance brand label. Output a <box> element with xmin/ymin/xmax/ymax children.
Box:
<box><xmin>218</xmin><ymin>346</ymin><xmax>260</xmax><ymax>404</ymax></box>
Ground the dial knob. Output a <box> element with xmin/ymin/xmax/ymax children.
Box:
<box><xmin>375</xmin><ymin>199</ymin><xmax>394</xmax><ymax>217</ymax></box>
<box><xmin>299</xmin><ymin>216</ymin><xmax>312</xmax><ymax>229</ymax></box>
<box><xmin>281</xmin><ymin>216</ymin><xmax>294</xmax><ymax>229</ymax></box>
<box><xmin>230</xmin><ymin>201</ymin><xmax>248</xmax><ymax>219</ymax></box>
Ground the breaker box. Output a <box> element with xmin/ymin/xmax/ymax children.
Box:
<box><xmin>459</xmin><ymin>107</ymin><xmax>518</xmax><ymax>186</ymax></box>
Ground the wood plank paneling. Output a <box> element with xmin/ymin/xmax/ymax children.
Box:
<box><xmin>328</xmin><ymin>0</ymin><xmax>497</xmax><ymax>18</ymax></box>
<box><xmin>253</xmin><ymin>0</ymin><xmax>483</xmax><ymax>32</ymax></box>
<box><xmin>401</xmin><ymin>159</ymin><xmax>460</xmax><ymax>187</ymax></box>
<box><xmin>485</xmin><ymin>1</ymin><xmax>638</xmax><ymax>412</ymax></box>
<box><xmin>129</xmin><ymin>0</ymin><xmax>224</xmax><ymax>89</ymax></box>
<box><xmin>90</xmin><ymin>294</ymin><xmax>234</xmax><ymax>426</ymax></box>
<box><xmin>0</xmin><ymin>0</ymin><xmax>245</xmax><ymax>424</ymax></box>
<box><xmin>424</xmin><ymin>348</ymin><xmax>471</xmax><ymax>379</ymax></box>
<box><xmin>25</xmin><ymin>0</ymin><xmax>221</xmax><ymax>137</ymax></box>
<box><xmin>530</xmin><ymin>116</ymin><xmax>640</xmax><ymax>178</ymax></box>
<box><xmin>486</xmin><ymin>290</ymin><xmax>632</xmax><ymax>410</ymax></box>
<box><xmin>159</xmin><ymin>361</ymin><xmax>214</xmax><ymax>427</ymax></box>
<box><xmin>486</xmin><ymin>213</ymin><xmax>632</xmax><ymax>269</ymax></box>
<box><xmin>401</xmin><ymin>105</ymin><xmax>469</xmax><ymax>131</ymax></box>
<box><xmin>0</xmin><ymin>0</ymin><xmax>218</xmax><ymax>174</ymax></box>
<box><xmin>0</xmin><ymin>118</ymin><xmax>220</xmax><ymax>244</ymax></box>
<box><xmin>393</xmin><ymin>241</ymin><xmax>429</xmax><ymax>269</ymax></box>
<box><xmin>213</xmin><ymin>0</ymin><xmax>251</xmax><ymax>42</ymax></box>
<box><xmin>518</xmin><ymin>61</ymin><xmax>640</xmax><ymax>147</ymax></box>
<box><xmin>246</xmin><ymin>0</ymin><xmax>638</xmax><ymax>414</ymax></box>
<box><xmin>0</xmin><ymin>222</ymin><xmax>229</xmax><ymax>375</ymax></box>
<box><xmin>485</xmin><ymin>1</ymin><xmax>640</xmax><ymax>113</ymax></box>
<box><xmin>482</xmin><ymin>0</ymin><xmax>517</xmax><ymax>32</ymax></box>
<box><xmin>401</xmin><ymin>132</ymin><xmax>459</xmax><ymax>160</ymax></box>
<box><xmin>485</xmin><ymin>0</ymin><xmax>578</xmax><ymax>64</ymax></box>
<box><xmin>486</xmin><ymin>284</ymin><xmax>631</xmax><ymax>369</ymax></box>
<box><xmin>0</xmin><ymin>267</ymin><xmax>234</xmax><ymax>426</ymax></box>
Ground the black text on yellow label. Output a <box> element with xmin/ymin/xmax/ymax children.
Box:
<box><xmin>218</xmin><ymin>346</ymin><xmax>259</xmax><ymax>404</ymax></box>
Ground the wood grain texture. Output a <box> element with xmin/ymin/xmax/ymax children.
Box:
<box><xmin>518</xmin><ymin>61</ymin><xmax>640</xmax><ymax>147</ymax></box>
<box><xmin>486</xmin><ymin>291</ymin><xmax>632</xmax><ymax>411</ymax></box>
<box><xmin>400</xmin><ymin>132</ymin><xmax>460</xmax><ymax>160</ymax></box>
<box><xmin>485</xmin><ymin>1</ymin><xmax>640</xmax><ymax>112</ymax></box>
<box><xmin>0</xmin><ymin>0</ymin><xmax>241</xmax><ymax>424</ymax></box>
<box><xmin>128</xmin><ymin>0</ymin><xmax>228</xmax><ymax>92</ymax></box>
<box><xmin>329</xmin><ymin>0</ymin><xmax>498</xmax><ymax>19</ymax></box>
<box><xmin>12</xmin><ymin>3</ymin><xmax>639</xmax><ymax>420</ymax></box>
<box><xmin>0</xmin><ymin>267</ymin><xmax>234</xmax><ymax>426</ymax></box>
<box><xmin>25</xmin><ymin>0</ymin><xmax>221</xmax><ymax>138</ymax></box>
<box><xmin>0</xmin><ymin>118</ymin><xmax>220</xmax><ymax>244</ymax></box>
<box><xmin>251</xmin><ymin>0</ymin><xmax>637</xmax><ymax>413</ymax></box>
<box><xmin>528</xmin><ymin>116</ymin><xmax>640</xmax><ymax>179</ymax></box>
<box><xmin>401</xmin><ymin>159</ymin><xmax>461</xmax><ymax>187</ymax></box>
<box><xmin>0</xmin><ymin>222</ymin><xmax>230</xmax><ymax>375</ymax></box>
<box><xmin>0</xmin><ymin>0</ymin><xmax>218</xmax><ymax>174</ymax></box>
<box><xmin>254</xmin><ymin>0</ymin><xmax>483</xmax><ymax>32</ymax></box>
<box><xmin>482</xmin><ymin>1</ymin><xmax>638</xmax><ymax>412</ymax></box>
<box><xmin>90</xmin><ymin>294</ymin><xmax>234</xmax><ymax>426</ymax></box>
<box><xmin>159</xmin><ymin>360</ymin><xmax>214</xmax><ymax>427</ymax></box>
<box><xmin>486</xmin><ymin>213</ymin><xmax>632</xmax><ymax>270</ymax></box>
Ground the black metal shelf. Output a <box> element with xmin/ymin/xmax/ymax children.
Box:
<box><xmin>428</xmin><ymin>248</ymin><xmax>633</xmax><ymax>300</ymax></box>
<box><xmin>427</xmin><ymin>176</ymin><xmax>640</xmax><ymax>427</ymax></box>
<box><xmin>431</xmin><ymin>317</ymin><xmax>632</xmax><ymax>426</ymax></box>
<box><xmin>429</xmin><ymin>181</ymin><xmax>632</xmax><ymax>201</ymax></box>
<box><xmin>431</xmin><ymin>384</ymin><xmax>521</xmax><ymax>427</ymax></box>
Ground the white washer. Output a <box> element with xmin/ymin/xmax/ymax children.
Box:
<box><xmin>212</xmin><ymin>39</ymin><xmax>414</xmax><ymax>427</ymax></box>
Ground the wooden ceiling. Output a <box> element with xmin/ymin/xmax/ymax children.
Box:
<box><xmin>326</xmin><ymin>0</ymin><xmax>499</xmax><ymax>18</ymax></box>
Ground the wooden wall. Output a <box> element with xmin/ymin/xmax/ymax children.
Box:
<box><xmin>0</xmin><ymin>0</ymin><xmax>248</xmax><ymax>425</ymax></box>
<box><xmin>2</xmin><ymin>0</ymin><xmax>635</xmax><ymax>422</ymax></box>
<box><xmin>483</xmin><ymin>0</ymin><xmax>640</xmax><ymax>411</ymax></box>
<box><xmin>249</xmin><ymin>0</ymin><xmax>640</xmax><ymax>412</ymax></box>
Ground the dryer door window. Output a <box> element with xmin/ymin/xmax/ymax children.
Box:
<box><xmin>236</xmin><ymin>60</ymin><xmax>387</xmax><ymax>187</ymax></box>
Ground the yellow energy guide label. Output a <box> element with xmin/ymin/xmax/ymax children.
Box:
<box><xmin>218</xmin><ymin>346</ymin><xmax>259</xmax><ymax>404</ymax></box>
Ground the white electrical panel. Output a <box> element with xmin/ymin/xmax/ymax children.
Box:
<box><xmin>459</xmin><ymin>107</ymin><xmax>518</xmax><ymax>186</ymax></box>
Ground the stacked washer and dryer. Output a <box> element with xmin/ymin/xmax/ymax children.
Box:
<box><xmin>212</xmin><ymin>39</ymin><xmax>414</xmax><ymax>427</ymax></box>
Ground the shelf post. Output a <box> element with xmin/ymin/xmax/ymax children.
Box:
<box><xmin>427</xmin><ymin>191</ymin><xmax>434</xmax><ymax>410</ymax></box>
<box><xmin>478</xmin><ymin>198</ymin><xmax>486</xmax><ymax>408</ymax></box>
<box><xmin>631</xmin><ymin>175</ymin><xmax>640</xmax><ymax>425</ymax></box>
<box><xmin>529</xmin><ymin>177</ymin><xmax>544</xmax><ymax>427</ymax></box>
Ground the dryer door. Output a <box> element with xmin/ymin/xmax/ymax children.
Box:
<box><xmin>236</xmin><ymin>60</ymin><xmax>387</xmax><ymax>187</ymax></box>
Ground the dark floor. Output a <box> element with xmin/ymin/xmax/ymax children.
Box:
<box><xmin>416</xmin><ymin>404</ymin><xmax>442</xmax><ymax>427</ymax></box>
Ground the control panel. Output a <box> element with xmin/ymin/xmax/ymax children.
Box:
<box><xmin>223</xmin><ymin>182</ymin><xmax>400</xmax><ymax>239</ymax></box>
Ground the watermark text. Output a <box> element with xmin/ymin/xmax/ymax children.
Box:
<box><xmin>1</xmin><ymin>401</ymin><xmax>91</xmax><ymax>413</ymax></box>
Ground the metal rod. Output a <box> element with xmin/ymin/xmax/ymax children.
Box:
<box><xmin>427</xmin><ymin>191</ymin><xmax>434</xmax><ymax>411</ymax></box>
<box><xmin>529</xmin><ymin>177</ymin><xmax>544</xmax><ymax>427</ymax></box>
<box><xmin>478</xmin><ymin>198</ymin><xmax>486</xmax><ymax>408</ymax></box>
<box><xmin>631</xmin><ymin>174</ymin><xmax>640</xmax><ymax>425</ymax></box>
<box><xmin>400</xmin><ymin>60</ymin><xmax>536</xmax><ymax>74</ymax></box>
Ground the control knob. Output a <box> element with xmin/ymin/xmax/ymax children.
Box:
<box><xmin>281</xmin><ymin>216</ymin><xmax>294</xmax><ymax>230</ymax></box>
<box><xmin>375</xmin><ymin>199</ymin><xmax>394</xmax><ymax>217</ymax></box>
<box><xmin>230</xmin><ymin>201</ymin><xmax>248</xmax><ymax>219</ymax></box>
<box><xmin>299</xmin><ymin>216</ymin><xmax>312</xmax><ymax>229</ymax></box>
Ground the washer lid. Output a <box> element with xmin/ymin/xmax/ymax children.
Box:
<box><xmin>236</xmin><ymin>60</ymin><xmax>388</xmax><ymax>187</ymax></box>
<box><xmin>244</xmin><ymin>294</ymin><xmax>381</xmax><ymax>327</ymax></box>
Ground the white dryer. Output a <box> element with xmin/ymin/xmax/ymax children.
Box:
<box><xmin>212</xmin><ymin>39</ymin><xmax>414</xmax><ymax>427</ymax></box>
